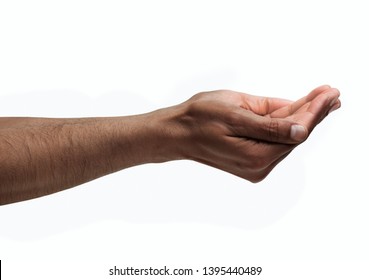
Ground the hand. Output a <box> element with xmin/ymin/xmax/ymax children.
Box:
<box><xmin>172</xmin><ymin>85</ymin><xmax>340</xmax><ymax>182</ymax></box>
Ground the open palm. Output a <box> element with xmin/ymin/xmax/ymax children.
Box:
<box><xmin>180</xmin><ymin>85</ymin><xmax>340</xmax><ymax>181</ymax></box>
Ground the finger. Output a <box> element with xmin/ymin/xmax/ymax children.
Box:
<box><xmin>289</xmin><ymin>85</ymin><xmax>333</xmax><ymax>115</ymax></box>
<box><xmin>308</xmin><ymin>88</ymin><xmax>340</xmax><ymax>126</ymax></box>
<box><xmin>261</xmin><ymin>97</ymin><xmax>293</xmax><ymax>115</ymax></box>
<box><xmin>270</xmin><ymin>85</ymin><xmax>331</xmax><ymax>118</ymax></box>
<box><xmin>328</xmin><ymin>99</ymin><xmax>341</xmax><ymax>114</ymax></box>
<box><xmin>286</xmin><ymin>88</ymin><xmax>340</xmax><ymax>132</ymax></box>
<box><xmin>253</xmin><ymin>91</ymin><xmax>339</xmax><ymax>179</ymax></box>
<box><xmin>241</xmin><ymin>95</ymin><xmax>293</xmax><ymax>115</ymax></box>
<box><xmin>229</xmin><ymin>108</ymin><xmax>308</xmax><ymax>144</ymax></box>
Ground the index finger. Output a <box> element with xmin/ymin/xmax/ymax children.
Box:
<box><xmin>269</xmin><ymin>85</ymin><xmax>331</xmax><ymax>118</ymax></box>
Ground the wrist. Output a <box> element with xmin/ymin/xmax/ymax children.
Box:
<box><xmin>142</xmin><ymin>105</ymin><xmax>189</xmax><ymax>163</ymax></box>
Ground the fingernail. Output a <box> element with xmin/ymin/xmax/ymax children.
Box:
<box><xmin>290</xmin><ymin>125</ymin><xmax>307</xmax><ymax>141</ymax></box>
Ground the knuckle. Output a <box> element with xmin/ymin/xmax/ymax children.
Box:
<box><xmin>266</xmin><ymin>119</ymin><xmax>280</xmax><ymax>142</ymax></box>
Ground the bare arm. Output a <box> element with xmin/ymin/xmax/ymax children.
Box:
<box><xmin>0</xmin><ymin>86</ymin><xmax>340</xmax><ymax>205</ymax></box>
<box><xmin>0</xmin><ymin>113</ymin><xmax>177</xmax><ymax>205</ymax></box>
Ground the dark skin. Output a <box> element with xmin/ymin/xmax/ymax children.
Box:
<box><xmin>0</xmin><ymin>85</ymin><xmax>340</xmax><ymax>205</ymax></box>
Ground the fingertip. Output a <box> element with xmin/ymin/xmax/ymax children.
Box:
<box><xmin>326</xmin><ymin>89</ymin><xmax>340</xmax><ymax>106</ymax></box>
<box><xmin>322</xmin><ymin>87</ymin><xmax>340</xmax><ymax>97</ymax></box>
<box><xmin>290</xmin><ymin>124</ymin><xmax>308</xmax><ymax>142</ymax></box>
<box><xmin>328</xmin><ymin>99</ymin><xmax>341</xmax><ymax>114</ymax></box>
<box><xmin>313</xmin><ymin>84</ymin><xmax>331</xmax><ymax>93</ymax></box>
<box><xmin>305</xmin><ymin>85</ymin><xmax>332</xmax><ymax>103</ymax></box>
<box><xmin>318</xmin><ymin>84</ymin><xmax>331</xmax><ymax>90</ymax></box>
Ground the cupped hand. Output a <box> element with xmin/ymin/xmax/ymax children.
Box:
<box><xmin>176</xmin><ymin>85</ymin><xmax>340</xmax><ymax>182</ymax></box>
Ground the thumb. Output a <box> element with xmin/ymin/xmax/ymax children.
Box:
<box><xmin>289</xmin><ymin>123</ymin><xmax>308</xmax><ymax>143</ymax></box>
<box><xmin>236</xmin><ymin>110</ymin><xmax>308</xmax><ymax>144</ymax></box>
<box><xmin>258</xmin><ymin>117</ymin><xmax>308</xmax><ymax>144</ymax></box>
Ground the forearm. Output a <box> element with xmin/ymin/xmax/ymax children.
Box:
<box><xmin>0</xmin><ymin>109</ymin><xmax>181</xmax><ymax>205</ymax></box>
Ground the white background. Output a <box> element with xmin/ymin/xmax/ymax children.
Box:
<box><xmin>0</xmin><ymin>0</ymin><xmax>368</xmax><ymax>279</ymax></box>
